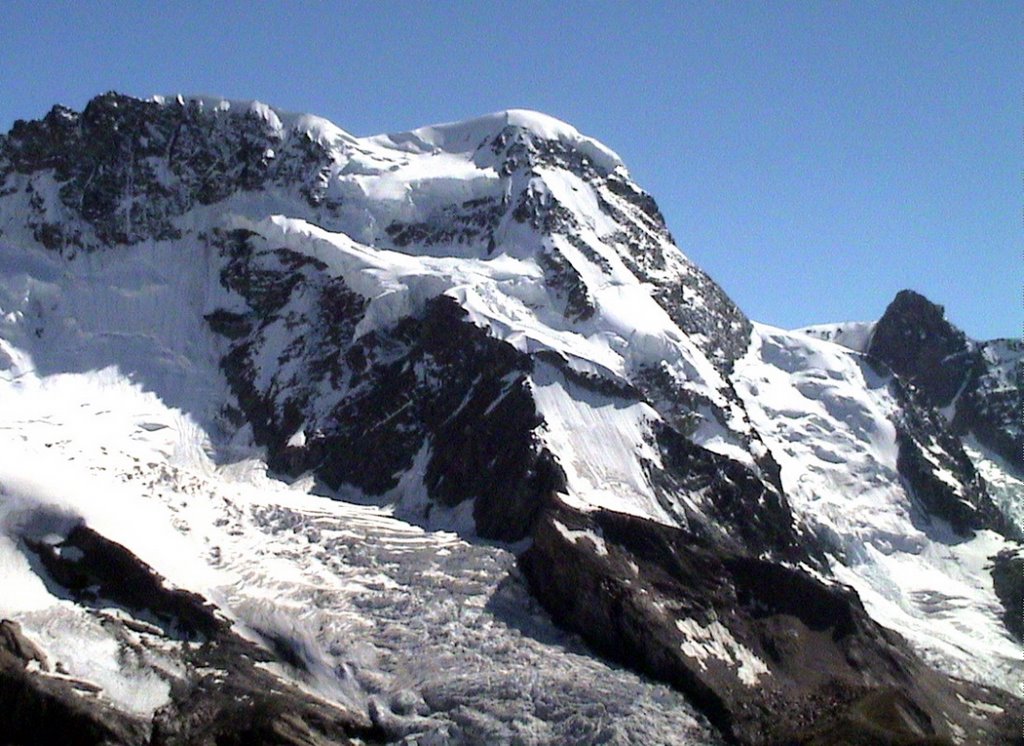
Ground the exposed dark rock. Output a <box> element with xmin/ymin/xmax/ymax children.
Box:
<box><xmin>602</xmin><ymin>172</ymin><xmax>670</xmax><ymax>229</ymax></box>
<box><xmin>650</xmin><ymin>277</ymin><xmax>753</xmax><ymax>372</ymax></box>
<box><xmin>384</xmin><ymin>195</ymin><xmax>504</xmax><ymax>251</ymax></box>
<box><xmin>869</xmin><ymin>289</ymin><xmax>1023</xmax><ymax>471</ymax></box>
<box><xmin>9</xmin><ymin>520</ymin><xmax>378</xmax><ymax>746</ymax></box>
<box><xmin>0</xmin><ymin>92</ymin><xmax>337</xmax><ymax>251</ymax></box>
<box><xmin>595</xmin><ymin>177</ymin><xmax>752</xmax><ymax>370</ymax></box>
<box><xmin>648</xmin><ymin>421</ymin><xmax>804</xmax><ymax>559</ymax></box>
<box><xmin>210</xmin><ymin>221</ymin><xmax>764</xmax><ymax>548</ymax></box>
<box><xmin>473</xmin><ymin>114</ymin><xmax>755</xmax><ymax>372</ymax></box>
<box><xmin>953</xmin><ymin>339</ymin><xmax>1024</xmax><ymax>470</ymax></box>
<box><xmin>511</xmin><ymin>177</ymin><xmax>581</xmax><ymax>234</ymax></box>
<box><xmin>488</xmin><ymin>124</ymin><xmax>614</xmax><ymax>180</ymax></box>
<box><xmin>411</xmin><ymin>296</ymin><xmax>557</xmax><ymax>539</ymax></box>
<box><xmin>793</xmin><ymin>688</ymin><xmax>957</xmax><ymax>745</ymax></box>
<box><xmin>990</xmin><ymin>548</ymin><xmax>1023</xmax><ymax>641</ymax></box>
<box><xmin>633</xmin><ymin>362</ymin><xmax>785</xmax><ymax>496</ymax></box>
<box><xmin>213</xmin><ymin>229</ymin><xmax>558</xmax><ymax>540</ymax></box>
<box><xmin>211</xmin><ymin>227</ymin><xmax>366</xmax><ymax>451</ymax></box>
<box><xmin>886</xmin><ymin>373</ymin><xmax>1014</xmax><ymax>539</ymax></box>
<box><xmin>26</xmin><ymin>525</ymin><xmax>226</xmax><ymax>641</ymax></box>
<box><xmin>0</xmin><ymin>619</ymin><xmax>49</xmax><ymax>671</ymax></box>
<box><xmin>0</xmin><ymin>650</ymin><xmax>149</xmax><ymax>746</ymax></box>
<box><xmin>533</xmin><ymin>349</ymin><xmax>643</xmax><ymax>401</ymax></box>
<box><xmin>859</xmin><ymin>297</ymin><xmax>1019</xmax><ymax>538</ymax></box>
<box><xmin>869</xmin><ymin>290</ymin><xmax>972</xmax><ymax>409</ymax></box>
<box><xmin>537</xmin><ymin>246</ymin><xmax>597</xmax><ymax>322</ymax></box>
<box><xmin>149</xmin><ymin>629</ymin><xmax>378</xmax><ymax>746</ymax></box>
<box><xmin>520</xmin><ymin>500</ymin><xmax>1022</xmax><ymax>745</ymax></box>
<box><xmin>204</xmin><ymin>308</ymin><xmax>252</xmax><ymax>339</ymax></box>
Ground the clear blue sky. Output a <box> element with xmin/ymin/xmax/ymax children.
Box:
<box><xmin>2</xmin><ymin>1</ymin><xmax>1019</xmax><ymax>339</ymax></box>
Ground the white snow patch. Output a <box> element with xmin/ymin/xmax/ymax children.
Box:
<box><xmin>552</xmin><ymin>519</ymin><xmax>609</xmax><ymax>557</ymax></box>
<box><xmin>796</xmin><ymin>321</ymin><xmax>876</xmax><ymax>352</ymax></box>
<box><xmin>675</xmin><ymin>616</ymin><xmax>769</xmax><ymax>686</ymax></box>
<box><xmin>531</xmin><ymin>369</ymin><xmax>669</xmax><ymax>523</ymax></box>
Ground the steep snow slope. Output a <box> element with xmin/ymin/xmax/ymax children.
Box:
<box><xmin>799</xmin><ymin>290</ymin><xmax>1024</xmax><ymax>536</ymax></box>
<box><xmin>733</xmin><ymin>325</ymin><xmax>1020</xmax><ymax>692</ymax></box>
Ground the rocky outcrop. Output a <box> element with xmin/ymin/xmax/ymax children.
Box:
<box><xmin>0</xmin><ymin>651</ymin><xmax>149</xmax><ymax>746</ymax></box>
<box><xmin>27</xmin><ymin>525</ymin><xmax>225</xmax><ymax>641</ymax></box>
<box><xmin>954</xmin><ymin>338</ymin><xmax>1024</xmax><ymax>470</ymax></box>
<box><xmin>648</xmin><ymin>421</ymin><xmax>801</xmax><ymax>557</ymax></box>
<box><xmin>211</xmin><ymin>227</ymin><xmax>561</xmax><ymax>541</ymax></box>
<box><xmin>0</xmin><ymin>619</ymin><xmax>49</xmax><ymax>670</ymax></box>
<box><xmin>0</xmin><ymin>92</ymin><xmax>340</xmax><ymax>251</ymax></box>
<box><xmin>596</xmin><ymin>171</ymin><xmax>752</xmax><ymax>369</ymax></box>
<box><xmin>885</xmin><ymin>373</ymin><xmax>1014</xmax><ymax>539</ymax></box>
<box><xmin>521</xmin><ymin>500</ymin><xmax>1023</xmax><ymax>745</ymax></box>
<box><xmin>869</xmin><ymin>289</ymin><xmax>1023</xmax><ymax>471</ymax></box>
<box><xmin>990</xmin><ymin>548</ymin><xmax>1023</xmax><ymax>642</ymax></box>
<box><xmin>7</xmin><ymin>521</ymin><xmax>378</xmax><ymax>746</ymax></box>
<box><xmin>868</xmin><ymin>290</ymin><xmax>973</xmax><ymax>408</ymax></box>
<box><xmin>0</xmin><ymin>92</ymin><xmax>749</xmax><ymax>371</ymax></box>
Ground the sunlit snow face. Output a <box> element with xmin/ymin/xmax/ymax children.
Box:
<box><xmin>733</xmin><ymin>324</ymin><xmax>1022</xmax><ymax>693</ymax></box>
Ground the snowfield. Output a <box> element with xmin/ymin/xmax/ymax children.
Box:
<box><xmin>734</xmin><ymin>325</ymin><xmax>1021</xmax><ymax>693</ymax></box>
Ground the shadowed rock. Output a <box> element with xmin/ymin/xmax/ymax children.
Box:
<box><xmin>521</xmin><ymin>500</ymin><xmax>1023</xmax><ymax>745</ymax></box>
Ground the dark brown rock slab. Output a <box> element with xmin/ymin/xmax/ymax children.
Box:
<box><xmin>519</xmin><ymin>499</ymin><xmax>1023</xmax><ymax>745</ymax></box>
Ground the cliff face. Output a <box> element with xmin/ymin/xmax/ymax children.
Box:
<box><xmin>868</xmin><ymin>289</ymin><xmax>1023</xmax><ymax>474</ymax></box>
<box><xmin>0</xmin><ymin>93</ymin><xmax>1020</xmax><ymax>744</ymax></box>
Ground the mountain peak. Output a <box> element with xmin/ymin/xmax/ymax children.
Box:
<box><xmin>372</xmin><ymin>108</ymin><xmax>625</xmax><ymax>174</ymax></box>
<box><xmin>867</xmin><ymin>288</ymin><xmax>971</xmax><ymax>406</ymax></box>
<box><xmin>885</xmin><ymin>288</ymin><xmax>948</xmax><ymax>324</ymax></box>
<box><xmin>0</xmin><ymin>92</ymin><xmax>1021</xmax><ymax>745</ymax></box>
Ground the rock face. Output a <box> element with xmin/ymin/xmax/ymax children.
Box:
<box><xmin>869</xmin><ymin>289</ymin><xmax>1023</xmax><ymax>472</ymax></box>
<box><xmin>990</xmin><ymin>548</ymin><xmax>1024</xmax><ymax>642</ymax></box>
<box><xmin>887</xmin><ymin>373</ymin><xmax>1013</xmax><ymax>539</ymax></box>
<box><xmin>0</xmin><ymin>93</ymin><xmax>1021</xmax><ymax>745</ymax></box>
<box><xmin>0</xmin><ymin>92</ymin><xmax>339</xmax><ymax>250</ymax></box>
<box><xmin>521</xmin><ymin>502</ymin><xmax>1021</xmax><ymax>745</ymax></box>
<box><xmin>3</xmin><ymin>523</ymin><xmax>376</xmax><ymax>746</ymax></box>
<box><xmin>211</xmin><ymin>229</ymin><xmax>564</xmax><ymax>542</ymax></box>
<box><xmin>868</xmin><ymin>290</ymin><xmax>973</xmax><ymax>408</ymax></box>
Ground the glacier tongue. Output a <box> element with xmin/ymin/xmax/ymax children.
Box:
<box><xmin>0</xmin><ymin>354</ymin><xmax>717</xmax><ymax>744</ymax></box>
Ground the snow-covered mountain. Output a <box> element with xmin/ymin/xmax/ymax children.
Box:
<box><xmin>0</xmin><ymin>92</ymin><xmax>1020</xmax><ymax>744</ymax></box>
